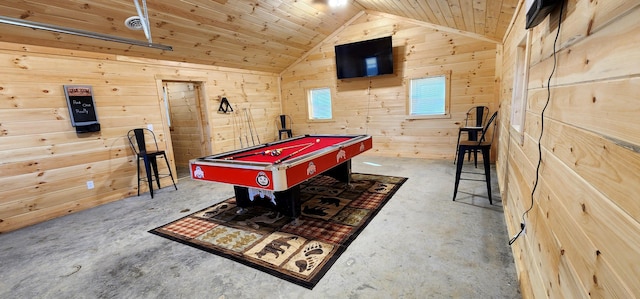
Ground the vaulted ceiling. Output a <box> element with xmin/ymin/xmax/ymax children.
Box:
<box><xmin>0</xmin><ymin>0</ymin><xmax>518</xmax><ymax>73</ymax></box>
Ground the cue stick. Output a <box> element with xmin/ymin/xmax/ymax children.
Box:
<box><xmin>249</xmin><ymin>109</ymin><xmax>260</xmax><ymax>144</ymax></box>
<box><xmin>245</xmin><ymin>109</ymin><xmax>255</xmax><ymax>146</ymax></box>
<box><xmin>274</xmin><ymin>140</ymin><xmax>318</xmax><ymax>164</ymax></box>
<box><xmin>232</xmin><ymin>110</ymin><xmax>242</xmax><ymax>148</ymax></box>
<box><xmin>242</xmin><ymin>110</ymin><xmax>250</xmax><ymax>146</ymax></box>
<box><xmin>223</xmin><ymin>149</ymin><xmax>278</xmax><ymax>160</ymax></box>
<box><xmin>235</xmin><ymin>110</ymin><xmax>246</xmax><ymax>148</ymax></box>
<box><xmin>223</xmin><ymin>142</ymin><xmax>314</xmax><ymax>160</ymax></box>
<box><xmin>271</xmin><ymin>142</ymin><xmax>314</xmax><ymax>152</ymax></box>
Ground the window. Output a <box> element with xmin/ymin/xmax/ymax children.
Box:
<box><xmin>365</xmin><ymin>57</ymin><xmax>378</xmax><ymax>76</ymax></box>
<box><xmin>511</xmin><ymin>33</ymin><xmax>531</xmax><ymax>144</ymax></box>
<box><xmin>409</xmin><ymin>74</ymin><xmax>449</xmax><ymax>117</ymax></box>
<box><xmin>308</xmin><ymin>87</ymin><xmax>332</xmax><ymax>120</ymax></box>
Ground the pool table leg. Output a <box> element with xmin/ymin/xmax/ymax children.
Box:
<box><xmin>323</xmin><ymin>160</ymin><xmax>352</xmax><ymax>185</ymax></box>
<box><xmin>233</xmin><ymin>185</ymin><xmax>301</xmax><ymax>219</ymax></box>
<box><xmin>277</xmin><ymin>186</ymin><xmax>301</xmax><ymax>219</ymax></box>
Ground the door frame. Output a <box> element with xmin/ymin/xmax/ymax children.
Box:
<box><xmin>154</xmin><ymin>75</ymin><xmax>212</xmax><ymax>175</ymax></box>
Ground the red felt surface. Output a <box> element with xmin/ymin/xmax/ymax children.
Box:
<box><xmin>226</xmin><ymin>136</ymin><xmax>351</xmax><ymax>163</ymax></box>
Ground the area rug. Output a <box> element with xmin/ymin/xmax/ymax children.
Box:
<box><xmin>149</xmin><ymin>173</ymin><xmax>407</xmax><ymax>289</ymax></box>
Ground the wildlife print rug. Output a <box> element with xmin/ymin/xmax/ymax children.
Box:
<box><xmin>149</xmin><ymin>173</ymin><xmax>407</xmax><ymax>289</ymax></box>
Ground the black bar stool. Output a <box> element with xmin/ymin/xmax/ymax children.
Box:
<box><xmin>127</xmin><ymin>128</ymin><xmax>177</xmax><ymax>198</ymax></box>
<box><xmin>453</xmin><ymin>112</ymin><xmax>498</xmax><ymax>204</ymax></box>
<box><xmin>277</xmin><ymin>115</ymin><xmax>293</xmax><ymax>140</ymax></box>
<box><xmin>454</xmin><ymin>106</ymin><xmax>490</xmax><ymax>166</ymax></box>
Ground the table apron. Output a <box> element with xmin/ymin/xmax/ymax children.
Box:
<box><xmin>189</xmin><ymin>135</ymin><xmax>372</xmax><ymax>191</ymax></box>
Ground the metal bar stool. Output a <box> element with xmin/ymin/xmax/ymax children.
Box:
<box><xmin>453</xmin><ymin>111</ymin><xmax>498</xmax><ymax>204</ymax></box>
<box><xmin>127</xmin><ymin>128</ymin><xmax>177</xmax><ymax>198</ymax></box>
<box><xmin>277</xmin><ymin>114</ymin><xmax>293</xmax><ymax>140</ymax></box>
<box><xmin>454</xmin><ymin>106</ymin><xmax>490</xmax><ymax>166</ymax></box>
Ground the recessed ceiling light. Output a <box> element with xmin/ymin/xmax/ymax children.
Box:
<box><xmin>328</xmin><ymin>0</ymin><xmax>347</xmax><ymax>7</ymax></box>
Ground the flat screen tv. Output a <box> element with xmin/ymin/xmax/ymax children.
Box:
<box><xmin>335</xmin><ymin>36</ymin><xmax>393</xmax><ymax>80</ymax></box>
<box><xmin>525</xmin><ymin>0</ymin><xmax>560</xmax><ymax>29</ymax></box>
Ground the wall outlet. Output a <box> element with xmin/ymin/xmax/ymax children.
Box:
<box><xmin>86</xmin><ymin>180</ymin><xmax>94</xmax><ymax>190</ymax></box>
<box><xmin>147</xmin><ymin>124</ymin><xmax>154</xmax><ymax>131</ymax></box>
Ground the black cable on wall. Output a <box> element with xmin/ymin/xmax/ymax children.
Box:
<box><xmin>509</xmin><ymin>0</ymin><xmax>565</xmax><ymax>246</ymax></box>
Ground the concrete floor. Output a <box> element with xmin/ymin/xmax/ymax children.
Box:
<box><xmin>0</xmin><ymin>157</ymin><xmax>520</xmax><ymax>298</ymax></box>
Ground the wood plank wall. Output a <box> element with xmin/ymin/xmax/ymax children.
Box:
<box><xmin>498</xmin><ymin>0</ymin><xmax>640</xmax><ymax>297</ymax></box>
<box><xmin>280</xmin><ymin>12</ymin><xmax>498</xmax><ymax>159</ymax></box>
<box><xmin>0</xmin><ymin>43</ymin><xmax>280</xmax><ymax>233</ymax></box>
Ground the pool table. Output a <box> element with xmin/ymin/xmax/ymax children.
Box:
<box><xmin>190</xmin><ymin>134</ymin><xmax>372</xmax><ymax>218</ymax></box>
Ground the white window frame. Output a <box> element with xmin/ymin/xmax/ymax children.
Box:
<box><xmin>407</xmin><ymin>72</ymin><xmax>451</xmax><ymax>119</ymax></box>
<box><xmin>510</xmin><ymin>32</ymin><xmax>531</xmax><ymax>145</ymax></box>
<box><xmin>307</xmin><ymin>87</ymin><xmax>333</xmax><ymax>121</ymax></box>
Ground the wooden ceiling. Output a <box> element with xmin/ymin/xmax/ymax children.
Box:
<box><xmin>0</xmin><ymin>0</ymin><xmax>518</xmax><ymax>73</ymax></box>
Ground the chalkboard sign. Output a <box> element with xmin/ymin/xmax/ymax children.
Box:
<box><xmin>64</xmin><ymin>85</ymin><xmax>100</xmax><ymax>132</ymax></box>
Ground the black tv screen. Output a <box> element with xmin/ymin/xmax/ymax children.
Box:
<box><xmin>335</xmin><ymin>36</ymin><xmax>394</xmax><ymax>79</ymax></box>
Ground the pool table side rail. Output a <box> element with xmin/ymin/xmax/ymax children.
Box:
<box><xmin>192</xmin><ymin>134</ymin><xmax>369</xmax><ymax>169</ymax></box>
<box><xmin>189</xmin><ymin>135</ymin><xmax>372</xmax><ymax>191</ymax></box>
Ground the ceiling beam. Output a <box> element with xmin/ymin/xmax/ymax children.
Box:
<box><xmin>0</xmin><ymin>15</ymin><xmax>173</xmax><ymax>51</ymax></box>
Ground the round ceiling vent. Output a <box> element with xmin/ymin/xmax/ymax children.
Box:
<box><xmin>125</xmin><ymin>16</ymin><xmax>143</xmax><ymax>30</ymax></box>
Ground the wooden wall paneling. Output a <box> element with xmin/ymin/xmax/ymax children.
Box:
<box><xmin>528</xmin><ymin>1</ymin><xmax>640</xmax><ymax>68</ymax></box>
<box><xmin>528</xmin><ymin>201</ymin><xmax>564</xmax><ymax>298</ymax></box>
<box><xmin>0</xmin><ymin>105</ymin><xmax>64</xmax><ymax>123</ymax></box>
<box><xmin>528</xmin><ymin>5</ymin><xmax>640</xmax><ymax>89</ymax></box>
<box><xmin>498</xmin><ymin>2</ymin><xmax>541</xmax><ymax>296</ymax></box>
<box><xmin>0</xmin><ymin>189</ymin><xmax>127</xmax><ymax>235</ymax></box>
<box><xmin>535</xmin><ymin>144</ymin><xmax>640</xmax><ymax>296</ymax></box>
<box><xmin>531</xmin><ymin>94</ymin><xmax>640</xmax><ymax>220</ymax></box>
<box><xmin>0</xmin><ymin>138</ymin><xmax>106</xmax><ymax>165</ymax></box>
<box><xmin>513</xmin><ymin>255</ymin><xmax>533</xmax><ymax>299</ymax></box>
<box><xmin>0</xmin><ymin>157</ymin><xmax>134</xmax><ymax>216</ymax></box>
<box><xmin>502</xmin><ymin>137</ymin><xmax>540</xmax><ymax>299</ymax></box>
<box><xmin>499</xmin><ymin>0</ymin><xmax>640</xmax><ymax>296</ymax></box>
<box><xmin>526</xmin><ymin>82</ymin><xmax>640</xmax><ymax>220</ymax></box>
<box><xmin>0</xmin><ymin>145</ymin><xmax>115</xmax><ymax>178</ymax></box>
<box><xmin>2</xmin><ymin>176</ymin><xmax>135</xmax><ymax>233</ymax></box>
<box><xmin>503</xmin><ymin>150</ymin><xmax>529</xmax><ymax>235</ymax></box>
<box><xmin>492</xmin><ymin>44</ymin><xmax>506</xmax><ymax>164</ymax></box>
<box><xmin>529</xmin><ymin>78</ymin><xmax>640</xmax><ymax>150</ymax></box>
<box><xmin>0</xmin><ymin>44</ymin><xmax>280</xmax><ymax>233</ymax></box>
<box><xmin>495</xmin><ymin>132</ymin><xmax>509</xmax><ymax>197</ymax></box>
<box><xmin>589</xmin><ymin>257</ymin><xmax>637</xmax><ymax>298</ymax></box>
<box><xmin>503</xmin><ymin>158</ymin><xmax>526</xmax><ymax>228</ymax></box>
<box><xmin>517</xmin><ymin>205</ymin><xmax>548</xmax><ymax>299</ymax></box>
<box><xmin>556</xmin><ymin>249</ymin><xmax>589</xmax><ymax>298</ymax></box>
<box><xmin>536</xmin><ymin>170</ymin><xmax>599</xmax><ymax>297</ymax></box>
<box><xmin>280</xmin><ymin>12</ymin><xmax>498</xmax><ymax>159</ymax></box>
<box><xmin>536</xmin><ymin>174</ymin><xmax>634</xmax><ymax>298</ymax></box>
<box><xmin>512</xmin><ymin>192</ymin><xmax>554</xmax><ymax>299</ymax></box>
<box><xmin>503</xmin><ymin>134</ymin><xmax>543</xmax><ymax>298</ymax></box>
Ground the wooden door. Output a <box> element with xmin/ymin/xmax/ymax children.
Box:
<box><xmin>163</xmin><ymin>81</ymin><xmax>210</xmax><ymax>178</ymax></box>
